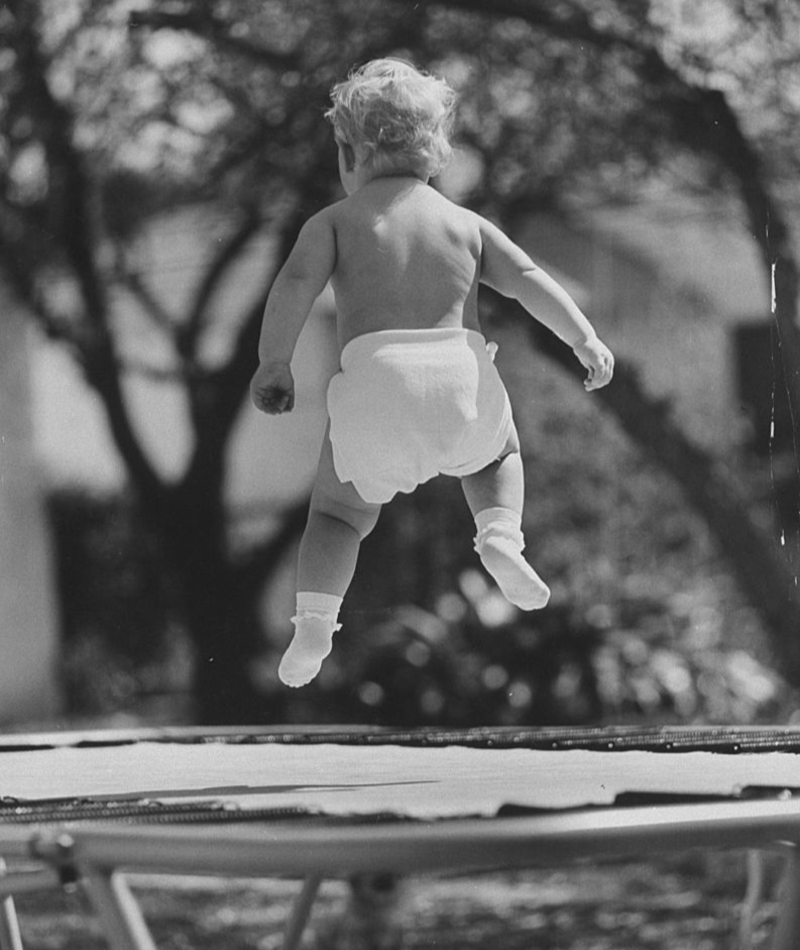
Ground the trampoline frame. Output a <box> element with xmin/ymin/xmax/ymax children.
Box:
<box><xmin>0</xmin><ymin>798</ymin><xmax>799</xmax><ymax>950</ymax></box>
<box><xmin>4</xmin><ymin>725</ymin><xmax>800</xmax><ymax>949</ymax></box>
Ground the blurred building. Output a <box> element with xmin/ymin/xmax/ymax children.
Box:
<box><xmin>30</xmin><ymin>208</ymin><xmax>338</xmax><ymax>509</ymax></box>
<box><xmin>519</xmin><ymin>199</ymin><xmax>772</xmax><ymax>453</ymax></box>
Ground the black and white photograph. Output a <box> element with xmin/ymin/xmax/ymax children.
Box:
<box><xmin>1</xmin><ymin>1</ymin><xmax>800</xmax><ymax>947</ymax></box>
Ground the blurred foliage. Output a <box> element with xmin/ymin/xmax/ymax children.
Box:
<box><xmin>48</xmin><ymin>453</ymin><xmax>794</xmax><ymax>727</ymax></box>
<box><xmin>10</xmin><ymin>853</ymin><xmax>777</xmax><ymax>950</ymax></box>
<box><xmin>288</xmin><ymin>560</ymin><xmax>790</xmax><ymax>729</ymax></box>
<box><xmin>45</xmin><ymin>334</ymin><xmax>797</xmax><ymax>725</ymax></box>
<box><xmin>278</xmin><ymin>338</ymin><xmax>794</xmax><ymax>729</ymax></box>
<box><xmin>47</xmin><ymin>488</ymin><xmax>191</xmax><ymax>716</ymax></box>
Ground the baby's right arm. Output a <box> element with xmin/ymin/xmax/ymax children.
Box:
<box><xmin>477</xmin><ymin>215</ymin><xmax>614</xmax><ymax>391</ymax></box>
<box><xmin>251</xmin><ymin>209</ymin><xmax>336</xmax><ymax>414</ymax></box>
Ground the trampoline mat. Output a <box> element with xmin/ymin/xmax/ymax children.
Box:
<box><xmin>2</xmin><ymin>727</ymin><xmax>800</xmax><ymax>822</ymax></box>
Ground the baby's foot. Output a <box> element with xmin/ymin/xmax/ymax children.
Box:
<box><xmin>478</xmin><ymin>534</ymin><xmax>550</xmax><ymax>610</ymax></box>
<box><xmin>278</xmin><ymin>616</ymin><xmax>335</xmax><ymax>687</ymax></box>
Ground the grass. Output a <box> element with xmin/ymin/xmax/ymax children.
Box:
<box><xmin>9</xmin><ymin>851</ymin><xmax>782</xmax><ymax>949</ymax></box>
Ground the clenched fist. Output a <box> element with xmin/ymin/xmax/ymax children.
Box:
<box><xmin>251</xmin><ymin>361</ymin><xmax>295</xmax><ymax>414</ymax></box>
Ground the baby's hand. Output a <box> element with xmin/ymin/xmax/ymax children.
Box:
<box><xmin>573</xmin><ymin>337</ymin><xmax>614</xmax><ymax>392</ymax></box>
<box><xmin>251</xmin><ymin>361</ymin><xmax>295</xmax><ymax>414</ymax></box>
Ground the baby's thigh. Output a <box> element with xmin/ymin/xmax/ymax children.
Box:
<box><xmin>310</xmin><ymin>426</ymin><xmax>381</xmax><ymax>535</ymax></box>
<box><xmin>497</xmin><ymin>422</ymin><xmax>521</xmax><ymax>458</ymax></box>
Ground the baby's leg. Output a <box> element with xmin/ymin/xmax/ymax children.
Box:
<box><xmin>280</xmin><ymin>427</ymin><xmax>381</xmax><ymax>688</ymax></box>
<box><xmin>461</xmin><ymin>427</ymin><xmax>550</xmax><ymax>610</ymax></box>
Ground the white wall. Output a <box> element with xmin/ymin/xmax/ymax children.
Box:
<box><xmin>518</xmin><ymin>209</ymin><xmax>768</xmax><ymax>452</ymax></box>
<box><xmin>31</xmin><ymin>209</ymin><xmax>338</xmax><ymax>511</ymax></box>
<box><xmin>0</xmin><ymin>288</ymin><xmax>61</xmax><ymax>723</ymax></box>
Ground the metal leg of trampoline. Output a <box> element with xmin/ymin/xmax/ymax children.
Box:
<box><xmin>0</xmin><ymin>896</ymin><xmax>23</xmax><ymax>950</ymax></box>
<box><xmin>770</xmin><ymin>847</ymin><xmax>800</xmax><ymax>950</ymax></box>
<box><xmin>0</xmin><ymin>861</ymin><xmax>23</xmax><ymax>950</ymax></box>
<box><xmin>282</xmin><ymin>876</ymin><xmax>322</xmax><ymax>950</ymax></box>
<box><xmin>83</xmin><ymin>866</ymin><xmax>322</xmax><ymax>950</ymax></box>
<box><xmin>82</xmin><ymin>868</ymin><xmax>158</xmax><ymax>950</ymax></box>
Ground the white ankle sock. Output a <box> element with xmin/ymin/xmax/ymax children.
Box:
<box><xmin>474</xmin><ymin>508</ymin><xmax>550</xmax><ymax>610</ymax></box>
<box><xmin>278</xmin><ymin>592</ymin><xmax>342</xmax><ymax>688</ymax></box>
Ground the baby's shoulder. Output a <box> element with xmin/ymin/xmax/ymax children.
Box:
<box><xmin>434</xmin><ymin>195</ymin><xmax>483</xmax><ymax>249</ymax></box>
<box><xmin>323</xmin><ymin>194</ymin><xmax>369</xmax><ymax>229</ymax></box>
<box><xmin>425</xmin><ymin>191</ymin><xmax>480</xmax><ymax>229</ymax></box>
<box><xmin>308</xmin><ymin>201</ymin><xmax>341</xmax><ymax>228</ymax></box>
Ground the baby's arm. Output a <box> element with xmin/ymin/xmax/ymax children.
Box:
<box><xmin>251</xmin><ymin>210</ymin><xmax>336</xmax><ymax>414</ymax></box>
<box><xmin>477</xmin><ymin>216</ymin><xmax>614</xmax><ymax>391</ymax></box>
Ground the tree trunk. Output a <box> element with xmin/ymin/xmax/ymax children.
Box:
<box><xmin>518</xmin><ymin>308</ymin><xmax>800</xmax><ymax>684</ymax></box>
<box><xmin>139</xmin><ymin>470</ymin><xmax>282</xmax><ymax>725</ymax></box>
<box><xmin>181</xmin><ymin>565</ymin><xmax>279</xmax><ymax>725</ymax></box>
<box><xmin>665</xmin><ymin>84</ymin><xmax>800</xmax><ymax>435</ymax></box>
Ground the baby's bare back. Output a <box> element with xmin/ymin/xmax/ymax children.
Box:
<box><xmin>329</xmin><ymin>179</ymin><xmax>483</xmax><ymax>348</ymax></box>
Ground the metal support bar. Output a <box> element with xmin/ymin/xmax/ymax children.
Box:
<box><xmin>771</xmin><ymin>848</ymin><xmax>800</xmax><ymax>950</ymax></box>
<box><xmin>0</xmin><ymin>868</ymin><xmax>62</xmax><ymax>898</ymax></box>
<box><xmin>82</xmin><ymin>868</ymin><xmax>158</xmax><ymax>950</ymax></box>
<box><xmin>63</xmin><ymin>800</ymin><xmax>800</xmax><ymax>878</ymax></box>
<box><xmin>0</xmin><ymin>860</ymin><xmax>23</xmax><ymax>950</ymax></box>
<box><xmin>282</xmin><ymin>876</ymin><xmax>322</xmax><ymax>950</ymax></box>
<box><xmin>5</xmin><ymin>798</ymin><xmax>800</xmax><ymax>950</ymax></box>
<box><xmin>0</xmin><ymin>898</ymin><xmax>23</xmax><ymax>950</ymax></box>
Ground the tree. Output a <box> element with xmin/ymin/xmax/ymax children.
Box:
<box><xmin>410</xmin><ymin>0</ymin><xmax>800</xmax><ymax>676</ymax></box>
<box><xmin>2</xmin><ymin>0</ymin><xmax>799</xmax><ymax>721</ymax></box>
<box><xmin>2</xmin><ymin>0</ymin><xmax>445</xmax><ymax>721</ymax></box>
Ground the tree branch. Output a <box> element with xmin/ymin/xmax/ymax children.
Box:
<box><xmin>418</xmin><ymin>0</ymin><xmax>800</xmax><ymax>673</ymax></box>
<box><xmin>661</xmin><ymin>84</ymin><xmax>800</xmax><ymax>420</ymax></box>
<box><xmin>181</xmin><ymin>7</ymin><xmax>433</xmax><ymax>470</ymax></box>
<box><xmin>597</xmin><ymin>358</ymin><xmax>800</xmax><ymax>679</ymax></box>
<box><xmin>127</xmin><ymin>8</ymin><xmax>301</xmax><ymax>71</ymax></box>
<box><xmin>496</xmin><ymin>293</ymin><xmax>800</xmax><ymax>684</ymax></box>
<box><xmin>393</xmin><ymin>0</ymin><xmax>627</xmax><ymax>50</ymax></box>
<box><xmin>180</xmin><ymin>210</ymin><xmax>264</xmax><ymax>360</ymax></box>
<box><xmin>0</xmin><ymin>226</ymin><xmax>73</xmax><ymax>344</ymax></box>
<box><xmin>9</xmin><ymin>2</ymin><xmax>107</xmax><ymax>329</ymax></box>
<box><xmin>417</xmin><ymin>0</ymin><xmax>800</xmax><ymax>426</ymax></box>
<box><xmin>120</xmin><ymin>269</ymin><xmax>179</xmax><ymax>336</ymax></box>
<box><xmin>208</xmin><ymin>175</ymin><xmax>335</xmax><ymax>446</ymax></box>
<box><xmin>8</xmin><ymin>1</ymin><xmax>166</xmax><ymax>502</ymax></box>
<box><xmin>119</xmin><ymin>358</ymin><xmax>184</xmax><ymax>385</ymax></box>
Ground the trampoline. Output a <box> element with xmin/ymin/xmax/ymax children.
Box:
<box><xmin>1</xmin><ymin>725</ymin><xmax>800</xmax><ymax>949</ymax></box>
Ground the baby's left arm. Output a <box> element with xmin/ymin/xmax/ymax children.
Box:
<box><xmin>252</xmin><ymin>210</ymin><xmax>336</xmax><ymax>414</ymax></box>
<box><xmin>477</xmin><ymin>215</ymin><xmax>614</xmax><ymax>391</ymax></box>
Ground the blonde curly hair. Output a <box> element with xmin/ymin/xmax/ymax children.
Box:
<box><xmin>326</xmin><ymin>58</ymin><xmax>456</xmax><ymax>179</ymax></box>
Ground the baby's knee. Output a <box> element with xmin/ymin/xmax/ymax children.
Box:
<box><xmin>311</xmin><ymin>493</ymin><xmax>381</xmax><ymax>540</ymax></box>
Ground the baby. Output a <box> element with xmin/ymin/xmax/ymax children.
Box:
<box><xmin>251</xmin><ymin>59</ymin><xmax>614</xmax><ymax>688</ymax></box>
